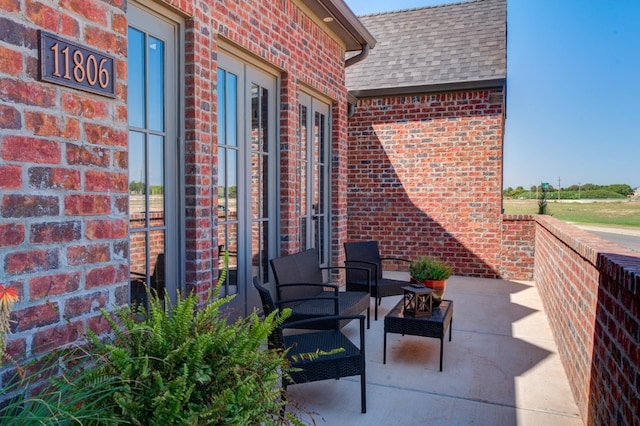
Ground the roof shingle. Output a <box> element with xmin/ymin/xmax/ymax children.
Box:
<box><xmin>346</xmin><ymin>0</ymin><xmax>506</xmax><ymax>95</ymax></box>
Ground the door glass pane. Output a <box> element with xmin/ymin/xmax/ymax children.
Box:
<box><xmin>149</xmin><ymin>134</ymin><xmax>165</xmax><ymax>225</ymax></box>
<box><xmin>217</xmin><ymin>69</ymin><xmax>226</xmax><ymax>146</ymax></box>
<box><xmin>129</xmin><ymin>131</ymin><xmax>146</xmax><ymax>229</ymax></box>
<box><xmin>217</xmin><ymin>67</ymin><xmax>239</xmax><ymax>294</ymax></box>
<box><xmin>218</xmin><ymin>223</ymin><xmax>238</xmax><ymax>287</ymax></box>
<box><xmin>130</xmin><ymin>232</ymin><xmax>147</xmax><ymax>277</ymax></box>
<box><xmin>314</xmin><ymin>111</ymin><xmax>323</xmax><ymax>262</ymax></box>
<box><xmin>148</xmin><ymin>36</ymin><xmax>164</xmax><ymax>132</ymax></box>
<box><xmin>251</xmin><ymin>85</ymin><xmax>268</xmax><ymax>152</ymax></box>
<box><xmin>129</xmin><ymin>231</ymin><xmax>147</xmax><ymax>306</ymax></box>
<box><xmin>148</xmin><ymin>229</ymin><xmax>166</xmax><ymax>295</ymax></box>
<box><xmin>227</xmin><ymin>73</ymin><xmax>237</xmax><ymax>147</ymax></box>
<box><xmin>299</xmin><ymin>104</ymin><xmax>308</xmax><ymax>249</ymax></box>
<box><xmin>252</xmin><ymin>221</ymin><xmax>268</xmax><ymax>284</ymax></box>
<box><xmin>251</xmin><ymin>83</ymin><xmax>269</xmax><ymax>282</ymax></box>
<box><xmin>128</xmin><ymin>28</ymin><xmax>145</xmax><ymax>128</ymax></box>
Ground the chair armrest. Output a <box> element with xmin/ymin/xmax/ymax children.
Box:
<box><xmin>276</xmin><ymin>282</ymin><xmax>338</xmax><ymax>292</ymax></box>
<box><xmin>320</xmin><ymin>265</ymin><xmax>372</xmax><ymax>294</ymax></box>
<box><xmin>276</xmin><ymin>293</ymin><xmax>339</xmax><ymax>315</ymax></box>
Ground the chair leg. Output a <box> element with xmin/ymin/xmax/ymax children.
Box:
<box><xmin>374</xmin><ymin>298</ymin><xmax>378</xmax><ymax>321</ymax></box>
<box><xmin>367</xmin><ymin>306</ymin><xmax>370</xmax><ymax>329</ymax></box>
<box><xmin>360</xmin><ymin>370</ymin><xmax>366</xmax><ymax>413</ymax></box>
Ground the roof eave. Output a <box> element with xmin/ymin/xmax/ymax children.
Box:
<box><xmin>349</xmin><ymin>78</ymin><xmax>506</xmax><ymax>99</ymax></box>
<box><xmin>302</xmin><ymin>0</ymin><xmax>377</xmax><ymax>51</ymax></box>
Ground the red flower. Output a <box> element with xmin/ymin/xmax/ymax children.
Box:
<box><xmin>0</xmin><ymin>285</ymin><xmax>18</xmax><ymax>305</ymax></box>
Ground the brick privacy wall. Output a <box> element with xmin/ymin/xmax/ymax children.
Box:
<box><xmin>534</xmin><ymin>215</ymin><xmax>639</xmax><ymax>426</ymax></box>
<box><xmin>1</xmin><ymin>0</ymin><xmax>351</xmax><ymax>367</ymax></box>
<box><xmin>347</xmin><ymin>91</ymin><xmax>504</xmax><ymax>277</ymax></box>
<box><xmin>0</xmin><ymin>0</ymin><xmax>128</xmax><ymax>373</ymax></box>
<box><xmin>500</xmin><ymin>214</ymin><xmax>535</xmax><ymax>280</ymax></box>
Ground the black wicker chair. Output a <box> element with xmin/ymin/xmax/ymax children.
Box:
<box><xmin>253</xmin><ymin>277</ymin><xmax>367</xmax><ymax>413</ymax></box>
<box><xmin>270</xmin><ymin>248</ymin><xmax>371</xmax><ymax>328</ymax></box>
<box><xmin>344</xmin><ymin>241</ymin><xmax>411</xmax><ymax>320</ymax></box>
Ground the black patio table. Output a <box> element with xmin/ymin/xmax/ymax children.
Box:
<box><xmin>383</xmin><ymin>299</ymin><xmax>453</xmax><ymax>371</ymax></box>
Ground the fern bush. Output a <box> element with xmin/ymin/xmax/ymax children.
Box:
<box><xmin>82</xmin><ymin>288</ymin><xmax>292</xmax><ymax>425</ymax></box>
<box><xmin>1</xmin><ymin>283</ymin><xmax>296</xmax><ymax>425</ymax></box>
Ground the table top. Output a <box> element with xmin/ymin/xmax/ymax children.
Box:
<box><xmin>386</xmin><ymin>299</ymin><xmax>452</xmax><ymax>323</ymax></box>
<box><xmin>402</xmin><ymin>285</ymin><xmax>435</xmax><ymax>295</ymax></box>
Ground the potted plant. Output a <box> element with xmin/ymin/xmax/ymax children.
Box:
<box><xmin>409</xmin><ymin>256</ymin><xmax>454</xmax><ymax>306</ymax></box>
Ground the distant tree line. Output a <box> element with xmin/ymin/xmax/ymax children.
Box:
<box><xmin>503</xmin><ymin>183</ymin><xmax>635</xmax><ymax>200</ymax></box>
<box><xmin>129</xmin><ymin>181</ymin><xmax>164</xmax><ymax>195</ymax></box>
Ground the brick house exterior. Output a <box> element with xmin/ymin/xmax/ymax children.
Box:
<box><xmin>0</xmin><ymin>0</ymin><xmax>375</xmax><ymax>368</ymax></box>
<box><xmin>346</xmin><ymin>0</ymin><xmax>512</xmax><ymax>278</ymax></box>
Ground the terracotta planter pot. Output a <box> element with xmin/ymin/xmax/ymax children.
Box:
<box><xmin>420</xmin><ymin>279</ymin><xmax>446</xmax><ymax>307</ymax></box>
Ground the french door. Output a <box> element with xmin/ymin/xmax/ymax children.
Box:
<box><xmin>217</xmin><ymin>51</ymin><xmax>277</xmax><ymax>317</ymax></box>
<box><xmin>298</xmin><ymin>93</ymin><xmax>331</xmax><ymax>268</ymax></box>
<box><xmin>127</xmin><ymin>3</ymin><xmax>182</xmax><ymax>305</ymax></box>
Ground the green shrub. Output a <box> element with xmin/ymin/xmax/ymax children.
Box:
<box><xmin>409</xmin><ymin>256</ymin><xmax>454</xmax><ymax>281</ymax></box>
<box><xmin>1</xmin><ymin>281</ymin><xmax>297</xmax><ymax>425</ymax></box>
<box><xmin>82</xmin><ymin>288</ymin><xmax>292</xmax><ymax>425</ymax></box>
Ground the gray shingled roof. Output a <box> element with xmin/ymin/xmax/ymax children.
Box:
<box><xmin>346</xmin><ymin>0</ymin><xmax>506</xmax><ymax>96</ymax></box>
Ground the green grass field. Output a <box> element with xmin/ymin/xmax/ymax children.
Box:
<box><xmin>503</xmin><ymin>199</ymin><xmax>640</xmax><ymax>229</ymax></box>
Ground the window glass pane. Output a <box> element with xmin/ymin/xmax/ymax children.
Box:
<box><xmin>148</xmin><ymin>134</ymin><xmax>165</xmax><ymax>226</ymax></box>
<box><xmin>129</xmin><ymin>131</ymin><xmax>146</xmax><ymax>229</ymax></box>
<box><xmin>128</xmin><ymin>28</ymin><xmax>145</xmax><ymax>128</ymax></box>
<box><xmin>148</xmin><ymin>36</ymin><xmax>164</xmax><ymax>131</ymax></box>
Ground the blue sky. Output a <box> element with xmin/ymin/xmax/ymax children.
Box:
<box><xmin>345</xmin><ymin>0</ymin><xmax>640</xmax><ymax>189</ymax></box>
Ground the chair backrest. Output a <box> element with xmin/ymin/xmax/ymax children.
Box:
<box><xmin>252</xmin><ymin>277</ymin><xmax>285</xmax><ymax>350</ymax></box>
<box><xmin>150</xmin><ymin>253</ymin><xmax>165</xmax><ymax>294</ymax></box>
<box><xmin>344</xmin><ymin>241</ymin><xmax>383</xmax><ymax>280</ymax></box>
<box><xmin>270</xmin><ymin>248</ymin><xmax>324</xmax><ymax>300</ymax></box>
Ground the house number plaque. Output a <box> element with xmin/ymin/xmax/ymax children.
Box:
<box><xmin>39</xmin><ymin>31</ymin><xmax>116</xmax><ymax>98</ymax></box>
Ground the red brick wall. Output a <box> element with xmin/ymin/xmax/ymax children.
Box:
<box><xmin>347</xmin><ymin>90</ymin><xmax>504</xmax><ymax>277</ymax></box>
<box><xmin>0</xmin><ymin>0</ymin><xmax>352</xmax><ymax>368</ymax></box>
<box><xmin>0</xmin><ymin>0</ymin><xmax>128</xmax><ymax>368</ymax></box>
<box><xmin>501</xmin><ymin>214</ymin><xmax>535</xmax><ymax>280</ymax></box>
<box><xmin>534</xmin><ymin>215</ymin><xmax>639</xmax><ymax>426</ymax></box>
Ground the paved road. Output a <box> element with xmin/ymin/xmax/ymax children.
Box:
<box><xmin>575</xmin><ymin>225</ymin><xmax>640</xmax><ymax>253</ymax></box>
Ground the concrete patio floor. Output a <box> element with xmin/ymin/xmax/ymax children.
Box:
<box><xmin>285</xmin><ymin>275</ymin><xmax>583</xmax><ymax>425</ymax></box>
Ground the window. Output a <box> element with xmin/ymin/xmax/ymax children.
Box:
<box><xmin>127</xmin><ymin>3</ymin><xmax>182</xmax><ymax>305</ymax></box>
